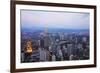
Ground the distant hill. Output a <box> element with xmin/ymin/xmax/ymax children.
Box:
<box><xmin>21</xmin><ymin>27</ymin><xmax>89</xmax><ymax>33</ymax></box>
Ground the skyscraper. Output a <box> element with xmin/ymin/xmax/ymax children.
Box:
<box><xmin>43</xmin><ymin>27</ymin><xmax>51</xmax><ymax>50</ymax></box>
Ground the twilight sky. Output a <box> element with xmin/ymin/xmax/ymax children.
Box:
<box><xmin>21</xmin><ymin>10</ymin><xmax>90</xmax><ymax>29</ymax></box>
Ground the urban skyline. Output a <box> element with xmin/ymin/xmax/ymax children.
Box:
<box><xmin>21</xmin><ymin>10</ymin><xmax>90</xmax><ymax>63</ymax></box>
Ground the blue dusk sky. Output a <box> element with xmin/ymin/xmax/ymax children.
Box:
<box><xmin>21</xmin><ymin>10</ymin><xmax>90</xmax><ymax>30</ymax></box>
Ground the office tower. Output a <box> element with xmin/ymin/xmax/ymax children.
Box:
<box><xmin>26</xmin><ymin>40</ymin><xmax>33</xmax><ymax>53</ymax></box>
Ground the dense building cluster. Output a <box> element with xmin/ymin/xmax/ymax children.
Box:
<box><xmin>21</xmin><ymin>29</ymin><xmax>89</xmax><ymax>62</ymax></box>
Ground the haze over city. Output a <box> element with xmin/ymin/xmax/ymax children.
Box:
<box><xmin>21</xmin><ymin>10</ymin><xmax>90</xmax><ymax>30</ymax></box>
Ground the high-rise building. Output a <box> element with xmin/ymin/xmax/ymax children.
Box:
<box><xmin>43</xmin><ymin>27</ymin><xmax>51</xmax><ymax>50</ymax></box>
<box><xmin>26</xmin><ymin>40</ymin><xmax>33</xmax><ymax>53</ymax></box>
